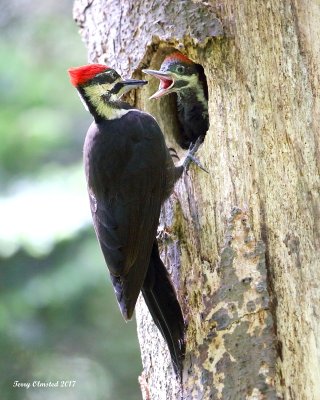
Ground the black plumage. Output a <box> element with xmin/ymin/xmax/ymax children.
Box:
<box><xmin>68</xmin><ymin>64</ymin><xmax>186</xmax><ymax>376</ymax></box>
<box><xmin>84</xmin><ymin>110</ymin><xmax>181</xmax><ymax>318</ymax></box>
<box><xmin>175</xmin><ymin>66</ymin><xmax>208</xmax><ymax>148</ymax></box>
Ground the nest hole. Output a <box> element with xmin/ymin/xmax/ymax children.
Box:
<box><xmin>140</xmin><ymin>46</ymin><xmax>209</xmax><ymax>155</ymax></box>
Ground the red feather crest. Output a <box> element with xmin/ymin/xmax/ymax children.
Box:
<box><xmin>164</xmin><ymin>52</ymin><xmax>193</xmax><ymax>64</ymax></box>
<box><xmin>68</xmin><ymin>64</ymin><xmax>110</xmax><ymax>87</ymax></box>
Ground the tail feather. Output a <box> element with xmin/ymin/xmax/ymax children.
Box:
<box><xmin>142</xmin><ymin>241</ymin><xmax>185</xmax><ymax>377</ymax></box>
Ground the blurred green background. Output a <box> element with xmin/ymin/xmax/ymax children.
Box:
<box><xmin>0</xmin><ymin>1</ymin><xmax>141</xmax><ymax>399</ymax></box>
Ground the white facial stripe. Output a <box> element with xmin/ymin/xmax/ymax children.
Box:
<box><xmin>176</xmin><ymin>74</ymin><xmax>207</xmax><ymax>109</ymax></box>
<box><xmin>84</xmin><ymin>82</ymin><xmax>113</xmax><ymax>100</ymax></box>
<box><xmin>83</xmin><ymin>80</ymin><xmax>123</xmax><ymax>119</ymax></box>
<box><xmin>180</xmin><ymin>73</ymin><xmax>198</xmax><ymax>87</ymax></box>
<box><xmin>108</xmin><ymin>108</ymin><xmax>131</xmax><ymax>120</ymax></box>
<box><xmin>77</xmin><ymin>91</ymin><xmax>89</xmax><ymax>111</ymax></box>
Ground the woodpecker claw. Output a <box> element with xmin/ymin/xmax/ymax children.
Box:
<box><xmin>186</xmin><ymin>154</ymin><xmax>209</xmax><ymax>173</ymax></box>
<box><xmin>182</xmin><ymin>137</ymin><xmax>208</xmax><ymax>173</ymax></box>
<box><xmin>156</xmin><ymin>226</ymin><xmax>173</xmax><ymax>243</ymax></box>
<box><xmin>168</xmin><ymin>147</ymin><xmax>180</xmax><ymax>161</ymax></box>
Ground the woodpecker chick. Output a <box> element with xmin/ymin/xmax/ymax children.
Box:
<box><xmin>68</xmin><ymin>64</ymin><xmax>190</xmax><ymax>376</ymax></box>
<box><xmin>143</xmin><ymin>52</ymin><xmax>209</xmax><ymax>149</ymax></box>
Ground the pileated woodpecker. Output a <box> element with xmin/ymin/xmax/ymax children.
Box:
<box><xmin>68</xmin><ymin>64</ymin><xmax>202</xmax><ymax>376</ymax></box>
<box><xmin>143</xmin><ymin>52</ymin><xmax>209</xmax><ymax>149</ymax></box>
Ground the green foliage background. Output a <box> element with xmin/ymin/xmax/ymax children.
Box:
<box><xmin>0</xmin><ymin>1</ymin><xmax>141</xmax><ymax>399</ymax></box>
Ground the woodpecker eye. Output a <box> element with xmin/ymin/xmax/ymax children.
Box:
<box><xmin>109</xmin><ymin>70</ymin><xmax>118</xmax><ymax>80</ymax></box>
<box><xmin>176</xmin><ymin>65</ymin><xmax>185</xmax><ymax>74</ymax></box>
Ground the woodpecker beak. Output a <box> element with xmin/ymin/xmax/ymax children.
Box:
<box><xmin>112</xmin><ymin>79</ymin><xmax>148</xmax><ymax>99</ymax></box>
<box><xmin>142</xmin><ymin>69</ymin><xmax>175</xmax><ymax>99</ymax></box>
<box><xmin>119</xmin><ymin>79</ymin><xmax>148</xmax><ymax>94</ymax></box>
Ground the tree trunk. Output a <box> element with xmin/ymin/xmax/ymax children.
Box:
<box><xmin>73</xmin><ymin>1</ymin><xmax>320</xmax><ymax>399</ymax></box>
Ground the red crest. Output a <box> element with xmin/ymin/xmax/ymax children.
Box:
<box><xmin>68</xmin><ymin>64</ymin><xmax>110</xmax><ymax>87</ymax></box>
<box><xmin>164</xmin><ymin>52</ymin><xmax>193</xmax><ymax>64</ymax></box>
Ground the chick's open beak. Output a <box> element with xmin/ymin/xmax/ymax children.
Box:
<box><xmin>142</xmin><ymin>69</ymin><xmax>175</xmax><ymax>99</ymax></box>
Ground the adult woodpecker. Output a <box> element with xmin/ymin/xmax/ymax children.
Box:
<box><xmin>68</xmin><ymin>64</ymin><xmax>201</xmax><ymax>376</ymax></box>
<box><xmin>143</xmin><ymin>52</ymin><xmax>209</xmax><ymax>149</ymax></box>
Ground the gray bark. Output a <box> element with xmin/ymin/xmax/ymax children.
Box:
<box><xmin>73</xmin><ymin>1</ymin><xmax>320</xmax><ymax>399</ymax></box>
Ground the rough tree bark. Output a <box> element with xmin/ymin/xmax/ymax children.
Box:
<box><xmin>73</xmin><ymin>1</ymin><xmax>320</xmax><ymax>399</ymax></box>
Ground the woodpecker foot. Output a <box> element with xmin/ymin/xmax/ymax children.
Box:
<box><xmin>156</xmin><ymin>226</ymin><xmax>173</xmax><ymax>243</ymax></box>
<box><xmin>168</xmin><ymin>147</ymin><xmax>180</xmax><ymax>161</ymax></box>
<box><xmin>182</xmin><ymin>137</ymin><xmax>208</xmax><ymax>173</ymax></box>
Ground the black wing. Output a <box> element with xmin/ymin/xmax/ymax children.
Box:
<box><xmin>84</xmin><ymin>111</ymin><xmax>168</xmax><ymax>319</ymax></box>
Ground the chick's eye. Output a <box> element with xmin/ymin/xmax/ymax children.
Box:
<box><xmin>176</xmin><ymin>65</ymin><xmax>185</xmax><ymax>74</ymax></box>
